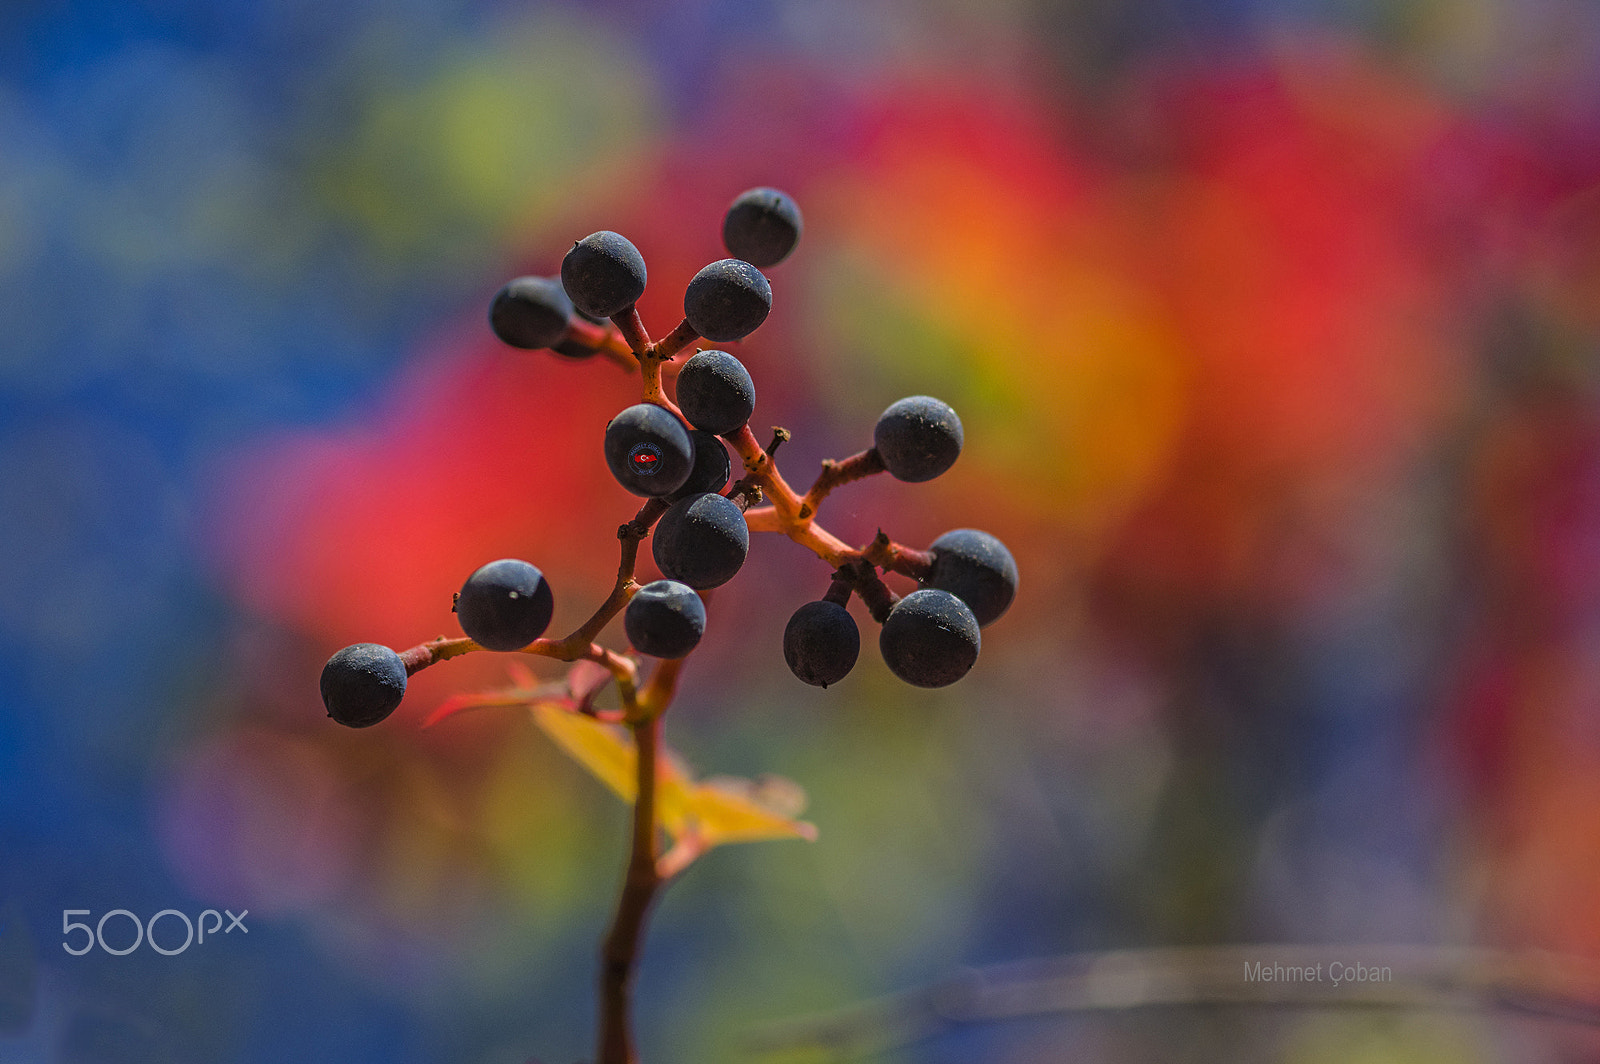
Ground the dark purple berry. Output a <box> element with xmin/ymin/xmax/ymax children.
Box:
<box><xmin>722</xmin><ymin>187</ymin><xmax>802</xmax><ymax>269</ymax></box>
<box><xmin>456</xmin><ymin>559</ymin><xmax>555</xmax><ymax>651</ymax></box>
<box><xmin>321</xmin><ymin>643</ymin><xmax>407</xmax><ymax>728</ymax></box>
<box><xmin>924</xmin><ymin>529</ymin><xmax>1017</xmax><ymax>628</ymax></box>
<box><xmin>667</xmin><ymin>430</ymin><xmax>732</xmax><ymax>501</ymax></box>
<box><xmin>684</xmin><ymin>259</ymin><xmax>771</xmax><ymax>342</ymax></box>
<box><xmin>878</xmin><ymin>589</ymin><xmax>980</xmax><ymax>688</ymax></box>
<box><xmin>872</xmin><ymin>396</ymin><xmax>963</xmax><ymax>482</ymax></box>
<box><xmin>653</xmin><ymin>492</ymin><xmax>749</xmax><ymax>589</ymax></box>
<box><xmin>624</xmin><ymin>580</ymin><xmax>706</xmax><ymax>659</ymax></box>
<box><xmin>604</xmin><ymin>403</ymin><xmax>695</xmax><ymax>497</ymax></box>
<box><xmin>489</xmin><ymin>276</ymin><xmax>573</xmax><ymax>350</ymax></box>
<box><xmin>676</xmin><ymin>350</ymin><xmax>755</xmax><ymax>436</ymax></box>
<box><xmin>783</xmin><ymin>600</ymin><xmax>859</xmax><ymax>688</ymax></box>
<box><xmin>561</xmin><ymin>231</ymin><xmax>647</xmax><ymax>319</ymax></box>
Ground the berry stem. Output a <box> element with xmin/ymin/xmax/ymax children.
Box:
<box><xmin>835</xmin><ymin>559</ymin><xmax>898</xmax><ymax>623</ymax></box>
<box><xmin>724</xmin><ymin>426</ymin><xmax>859</xmax><ymax>565</ymax></box>
<box><xmin>652</xmin><ymin>318</ymin><xmax>700</xmax><ymax>360</ymax></box>
<box><xmin>797</xmin><ymin>447</ymin><xmax>887</xmax><ymax>520</ymax></box>
<box><xmin>390</xmin><ymin>499</ymin><xmax>669</xmax><ymax>698</ymax></box>
<box><xmin>637</xmin><ymin>355</ymin><xmax>686</xmax><ymax>419</ymax></box>
<box><xmin>742</xmin><ymin>504</ymin><xmax>781</xmax><ymax>533</ymax></box>
<box><xmin>598</xmin><ymin>712</ymin><xmax>663</xmax><ymax>1064</ymax></box>
<box><xmin>635</xmin><ymin>657</ymin><xmax>685</xmax><ymax>722</ymax></box>
<box><xmin>397</xmin><ymin>636</ymin><xmax>480</xmax><ymax>674</ymax></box>
<box><xmin>563</xmin><ymin>316</ymin><xmax>641</xmax><ymax>369</ymax></box>
<box><xmin>862</xmin><ymin>529</ymin><xmax>935</xmax><ymax>581</ymax></box>
<box><xmin>725</xmin><ymin>479</ymin><xmax>762</xmax><ymax>511</ymax></box>
<box><xmin>725</xmin><ymin>424</ymin><xmax>801</xmax><ymax>516</ymax></box>
<box><xmin>611</xmin><ymin>307</ymin><xmax>652</xmax><ymax>355</ymax></box>
<box><xmin>822</xmin><ymin>571</ymin><xmax>854</xmax><ymax>607</ymax></box>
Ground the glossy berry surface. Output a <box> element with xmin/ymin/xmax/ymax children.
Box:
<box><xmin>489</xmin><ymin>276</ymin><xmax>573</xmax><ymax>350</ymax></box>
<box><xmin>456</xmin><ymin>558</ymin><xmax>555</xmax><ymax>651</ymax></box>
<box><xmin>561</xmin><ymin>231</ymin><xmax>647</xmax><ymax>319</ymax></box>
<box><xmin>873</xmin><ymin>396</ymin><xmax>963</xmax><ymax>482</ymax></box>
<box><xmin>604</xmin><ymin>403</ymin><xmax>695</xmax><ymax>497</ymax></box>
<box><xmin>683</xmin><ymin>259</ymin><xmax>771</xmax><ymax>342</ymax></box>
<box><xmin>321</xmin><ymin>643</ymin><xmax>408</xmax><ymax>728</ymax></box>
<box><xmin>667</xmin><ymin>430</ymin><xmax>732</xmax><ymax>501</ymax></box>
<box><xmin>722</xmin><ymin>187</ymin><xmax>802</xmax><ymax>269</ymax></box>
<box><xmin>653</xmin><ymin>492</ymin><xmax>749</xmax><ymax>589</ymax></box>
<box><xmin>924</xmin><ymin>529</ymin><xmax>1017</xmax><ymax>628</ymax></box>
<box><xmin>783</xmin><ymin>600</ymin><xmax>859</xmax><ymax>688</ymax></box>
<box><xmin>624</xmin><ymin>580</ymin><xmax>706</xmax><ymax>659</ymax></box>
<box><xmin>676</xmin><ymin>350</ymin><xmax>756</xmax><ymax>436</ymax></box>
<box><xmin>878</xmin><ymin>588</ymin><xmax>980</xmax><ymax>688</ymax></box>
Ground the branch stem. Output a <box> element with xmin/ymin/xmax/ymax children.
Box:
<box><xmin>798</xmin><ymin>447</ymin><xmax>886</xmax><ymax>519</ymax></box>
<box><xmin>562</xmin><ymin>316</ymin><xmax>640</xmax><ymax>368</ymax></box>
<box><xmin>598</xmin><ymin>713</ymin><xmax>664</xmax><ymax>1064</ymax></box>
<box><xmin>611</xmin><ymin>307</ymin><xmax>652</xmax><ymax>355</ymax></box>
<box><xmin>725</xmin><ymin>425</ymin><xmax>857</xmax><ymax>566</ymax></box>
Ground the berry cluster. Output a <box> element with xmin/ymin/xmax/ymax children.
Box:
<box><xmin>315</xmin><ymin>185</ymin><xmax>1021</xmax><ymax>1064</ymax></box>
<box><xmin>319</xmin><ymin>183</ymin><xmax>1016</xmax><ymax>715</ymax></box>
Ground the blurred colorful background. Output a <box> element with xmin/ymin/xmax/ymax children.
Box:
<box><xmin>5</xmin><ymin>0</ymin><xmax>1600</xmax><ymax>1061</ymax></box>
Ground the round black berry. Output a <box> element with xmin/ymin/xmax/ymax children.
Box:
<box><xmin>561</xmin><ymin>231</ymin><xmax>647</xmax><ymax>319</ymax></box>
<box><xmin>676</xmin><ymin>350</ymin><xmax>756</xmax><ymax>436</ymax></box>
<box><xmin>321</xmin><ymin>643</ymin><xmax>407</xmax><ymax>728</ymax></box>
<box><xmin>683</xmin><ymin>259</ymin><xmax>771</xmax><ymax>342</ymax></box>
<box><xmin>667</xmin><ymin>430</ymin><xmax>732</xmax><ymax>501</ymax></box>
<box><xmin>722</xmin><ymin>187</ymin><xmax>803</xmax><ymax>269</ymax></box>
<box><xmin>783</xmin><ymin>600</ymin><xmax>859</xmax><ymax>688</ymax></box>
<box><xmin>624</xmin><ymin>580</ymin><xmax>706</xmax><ymax>659</ymax></box>
<box><xmin>604</xmin><ymin>403</ymin><xmax>695</xmax><ymax>497</ymax></box>
<box><xmin>872</xmin><ymin>396</ymin><xmax>963</xmax><ymax>482</ymax></box>
<box><xmin>653</xmin><ymin>492</ymin><xmax>749</xmax><ymax>589</ymax></box>
<box><xmin>878</xmin><ymin>589</ymin><xmax>980</xmax><ymax>688</ymax></box>
<box><xmin>456</xmin><ymin>558</ymin><xmax>555</xmax><ymax>651</ymax></box>
<box><xmin>489</xmin><ymin>276</ymin><xmax>573</xmax><ymax>350</ymax></box>
<box><xmin>924</xmin><ymin>529</ymin><xmax>1017</xmax><ymax>628</ymax></box>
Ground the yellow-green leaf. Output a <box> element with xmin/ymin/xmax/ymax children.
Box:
<box><xmin>685</xmin><ymin>776</ymin><xmax>819</xmax><ymax>846</ymax></box>
<box><xmin>529</xmin><ymin>701</ymin><xmax>646</xmax><ymax>802</ymax></box>
<box><xmin>528</xmin><ymin>703</ymin><xmax>816</xmax><ymax>852</ymax></box>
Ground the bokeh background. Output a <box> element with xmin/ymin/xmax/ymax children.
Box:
<box><xmin>4</xmin><ymin>0</ymin><xmax>1600</xmax><ymax>1061</ymax></box>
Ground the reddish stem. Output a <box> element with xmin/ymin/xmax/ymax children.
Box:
<box><xmin>563</xmin><ymin>316</ymin><xmax>641</xmax><ymax>369</ymax></box>
<box><xmin>798</xmin><ymin>447</ymin><xmax>887</xmax><ymax>520</ymax></box>
<box><xmin>612</xmin><ymin>307</ymin><xmax>652</xmax><ymax>355</ymax></box>
<box><xmin>652</xmin><ymin>318</ymin><xmax>701</xmax><ymax>361</ymax></box>
<box><xmin>836</xmin><ymin>559</ymin><xmax>899</xmax><ymax>623</ymax></box>
<box><xmin>392</xmin><ymin>499</ymin><xmax>667</xmax><ymax>695</ymax></box>
<box><xmin>598</xmin><ymin>713</ymin><xmax>663</xmax><ymax>1064</ymax></box>
<box><xmin>639</xmin><ymin>356</ymin><xmax>685</xmax><ymax>418</ymax></box>
<box><xmin>743</xmin><ymin>505</ymin><xmax>781</xmax><ymax>533</ymax></box>
<box><xmin>862</xmin><ymin>529</ymin><xmax>935</xmax><ymax>581</ymax></box>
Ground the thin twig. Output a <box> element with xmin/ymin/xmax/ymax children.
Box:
<box><xmin>861</xmin><ymin>529</ymin><xmax>934</xmax><ymax>581</ymax></box>
<box><xmin>798</xmin><ymin>447</ymin><xmax>886</xmax><ymax>520</ymax></box>
<box><xmin>611</xmin><ymin>307</ymin><xmax>652</xmax><ymax>356</ymax></box>
<box><xmin>562</xmin><ymin>316</ymin><xmax>639</xmax><ymax>368</ymax></box>
<box><xmin>724</xmin><ymin>424</ymin><xmax>857</xmax><ymax>565</ymax></box>
<box><xmin>653</xmin><ymin>318</ymin><xmax>701</xmax><ymax>360</ymax></box>
<box><xmin>598</xmin><ymin>714</ymin><xmax>664</xmax><ymax>1064</ymax></box>
<box><xmin>745</xmin><ymin>945</ymin><xmax>1600</xmax><ymax>1059</ymax></box>
<box><xmin>393</xmin><ymin>499</ymin><xmax>666</xmax><ymax>689</ymax></box>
